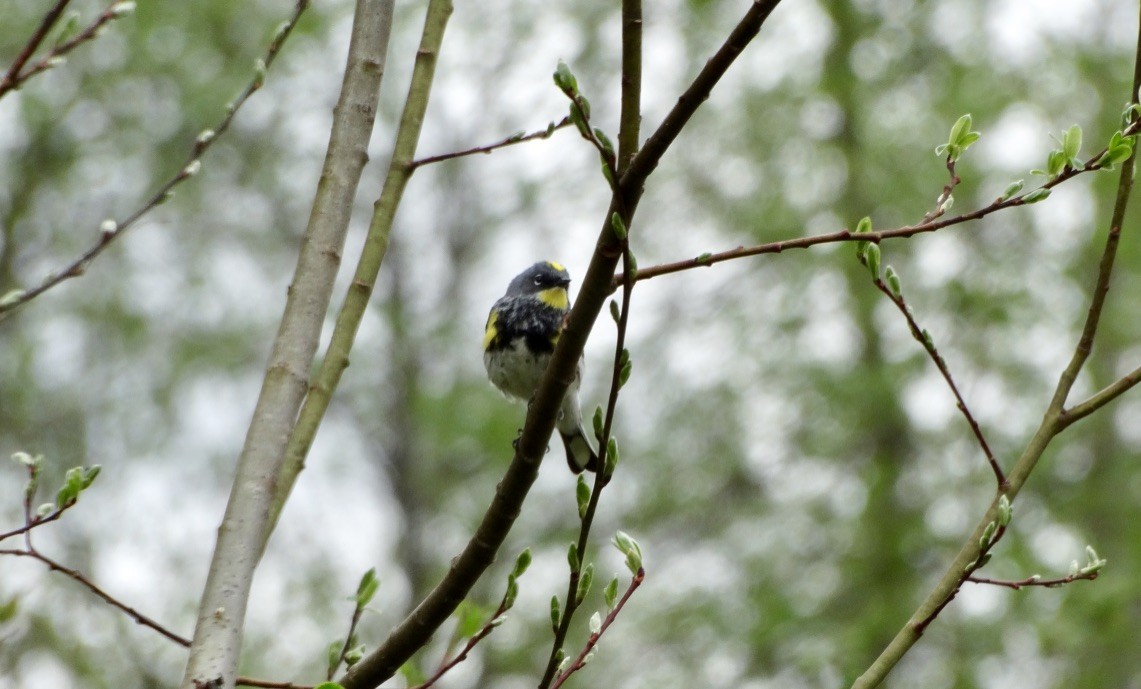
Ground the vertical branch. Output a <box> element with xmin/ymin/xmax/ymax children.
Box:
<box><xmin>851</xmin><ymin>6</ymin><xmax>1141</xmax><ymax>686</ymax></box>
<box><xmin>178</xmin><ymin>2</ymin><xmax>396</xmax><ymax>688</ymax></box>
<box><xmin>264</xmin><ymin>0</ymin><xmax>453</xmax><ymax>547</ymax></box>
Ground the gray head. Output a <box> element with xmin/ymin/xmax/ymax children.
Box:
<box><xmin>505</xmin><ymin>261</ymin><xmax>572</xmax><ymax>297</ymax></box>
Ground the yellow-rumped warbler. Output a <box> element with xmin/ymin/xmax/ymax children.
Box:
<box><xmin>483</xmin><ymin>261</ymin><xmax>599</xmax><ymax>473</ymax></box>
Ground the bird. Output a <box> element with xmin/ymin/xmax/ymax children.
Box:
<box><xmin>483</xmin><ymin>261</ymin><xmax>599</xmax><ymax>473</ymax></box>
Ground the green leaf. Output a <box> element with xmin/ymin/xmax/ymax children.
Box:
<box><xmin>613</xmin><ymin>531</ymin><xmax>643</xmax><ymax>573</ymax></box>
<box><xmin>604</xmin><ymin>577</ymin><xmax>619</xmax><ymax>609</ymax></box>
<box><xmin>864</xmin><ymin>243</ymin><xmax>881</xmax><ymax>279</ymax></box>
<box><xmin>576</xmin><ymin>475</ymin><xmax>590</xmax><ymax>520</ymax></box>
<box><xmin>504</xmin><ymin>574</ymin><xmax>519</xmax><ymax>608</ymax></box>
<box><xmin>594</xmin><ymin>128</ymin><xmax>614</xmax><ymax>154</ymax></box>
<box><xmin>605</xmin><ymin>437</ymin><xmax>619</xmax><ymax>476</ymax></box>
<box><xmin>512</xmin><ymin>548</ymin><xmax>532</xmax><ymax>579</ymax></box>
<box><xmin>592</xmin><ymin>405</ymin><xmax>604</xmax><ymax>441</ymax></box>
<box><xmin>999</xmin><ymin>179</ymin><xmax>1024</xmax><ymax>201</ymax></box>
<box><xmin>610</xmin><ymin>212</ymin><xmax>627</xmax><ymax>240</ymax></box>
<box><xmin>550</xmin><ymin>595</ymin><xmax>561</xmax><ymax>632</ymax></box>
<box><xmin>695</xmin><ymin>251</ymin><xmax>713</xmax><ymax>265</ymax></box>
<box><xmin>81</xmin><ymin>465</ymin><xmax>101</xmax><ymax>489</ymax></box>
<box><xmin>996</xmin><ymin>495</ymin><xmax>1012</xmax><ymax>527</ymax></box>
<box><xmin>398</xmin><ymin>661</ymin><xmax>426</xmax><ymax>687</ymax></box>
<box><xmin>619</xmin><ymin>359</ymin><xmax>633</xmax><ymax>388</ymax></box>
<box><xmin>609</xmin><ymin>299</ymin><xmax>620</xmax><ymax>324</ymax></box>
<box><xmin>326</xmin><ymin>640</ymin><xmax>343</xmax><ymax>675</ymax></box>
<box><xmin>1022</xmin><ymin>188</ymin><xmax>1051</xmax><ymax>204</ymax></box>
<box><xmin>553</xmin><ymin>60</ymin><xmax>577</xmax><ymax>92</ymax></box>
<box><xmin>885</xmin><ymin>265</ymin><xmax>902</xmax><ymax>298</ymax></box>
<box><xmin>576</xmin><ymin>563</ymin><xmax>594</xmax><ymax>605</ymax></box>
<box><xmin>855</xmin><ymin>216</ymin><xmax>872</xmax><ymax>234</ymax></box>
<box><xmin>589</xmin><ymin>611</ymin><xmax>602</xmax><ymax>635</ymax></box>
<box><xmin>568</xmin><ymin>542</ymin><xmax>580</xmax><ymax>570</ymax></box>
<box><xmin>355</xmin><ymin>568</ymin><xmax>379</xmax><ymax>607</ymax></box>
<box><xmin>948</xmin><ymin>113</ymin><xmax>972</xmax><ymax>147</ymax></box>
<box><xmin>1062</xmin><ymin>124</ymin><xmax>1082</xmax><ymax>160</ymax></box>
<box><xmin>314</xmin><ymin>683</ymin><xmax>347</xmax><ymax>689</ymax></box>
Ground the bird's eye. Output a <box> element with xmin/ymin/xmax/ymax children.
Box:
<box><xmin>533</xmin><ymin>277</ymin><xmax>543</xmax><ymax>286</ymax></box>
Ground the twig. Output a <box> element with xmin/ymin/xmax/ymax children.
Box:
<box><xmin>327</xmin><ymin>601</ymin><xmax>367</xmax><ymax>680</ymax></box>
<box><xmin>618</xmin><ymin>117</ymin><xmax>1141</xmax><ymax>290</ymax></box>
<box><xmin>918</xmin><ymin>158</ymin><xmax>960</xmax><ymax>225</ymax></box>
<box><xmin>413</xmin><ymin>598</ymin><xmax>510</xmax><ymax>689</ymax></box>
<box><xmin>0</xmin><ymin>547</ymin><xmax>190</xmax><ymax>646</ymax></box>
<box><xmin>0</xmin><ymin>1</ymin><xmax>135</xmax><ymax>100</ymax></box>
<box><xmin>966</xmin><ymin>572</ymin><xmax>1098</xmax><ymax>590</ymax></box>
<box><xmin>866</xmin><ymin>272</ymin><xmax>1005</xmax><ymax>486</ymax></box>
<box><xmin>549</xmin><ymin>568</ymin><xmax>644</xmax><ymax>689</ymax></box>
<box><xmin>0</xmin><ymin>505</ymin><xmax>69</xmax><ymax>544</ymax></box>
<box><xmin>0</xmin><ymin>0</ymin><xmax>73</xmax><ymax>99</ymax></box>
<box><xmin>409</xmin><ymin>117</ymin><xmax>570</xmax><ymax>169</ymax></box>
<box><xmin>1059</xmin><ymin>362</ymin><xmax>1141</xmax><ymax>429</ymax></box>
<box><xmin>235</xmin><ymin>679</ymin><xmax>314</xmax><ymax>689</ymax></box>
<box><xmin>0</xmin><ymin>0</ymin><xmax>311</xmax><ymax>321</ymax></box>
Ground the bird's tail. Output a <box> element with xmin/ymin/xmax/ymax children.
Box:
<box><xmin>560</xmin><ymin>427</ymin><xmax>600</xmax><ymax>473</ymax></box>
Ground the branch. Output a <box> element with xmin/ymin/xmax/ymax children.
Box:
<box><xmin>179</xmin><ymin>1</ymin><xmax>394</xmax><ymax>687</ymax></box>
<box><xmin>966</xmin><ymin>572</ymin><xmax>1099</xmax><ymax>590</ymax></box>
<box><xmin>409</xmin><ymin>117</ymin><xmax>570</xmax><ymax>169</ymax></box>
<box><xmin>1059</xmin><ymin>362</ymin><xmax>1141</xmax><ymax>428</ymax></box>
<box><xmin>413</xmin><ymin>599</ymin><xmax>510</xmax><ymax>689</ymax></box>
<box><xmin>851</xmin><ymin>10</ymin><xmax>1141</xmax><ymax>684</ymax></box>
<box><xmin>864</xmin><ymin>265</ymin><xmax>1004</xmax><ymax>486</ymax></box>
<box><xmin>0</xmin><ymin>0</ymin><xmax>311</xmax><ymax>321</ymax></box>
<box><xmin>338</xmin><ymin>4</ymin><xmax>782</xmax><ymax>689</ymax></box>
<box><xmin>0</xmin><ymin>547</ymin><xmax>190</xmax><ymax>646</ymax></box>
<box><xmin>0</xmin><ymin>0</ymin><xmax>73</xmax><ymax>99</ymax></box>
<box><xmin>263</xmin><ymin>0</ymin><xmax>449</xmax><ymax>544</ymax></box>
<box><xmin>549</xmin><ymin>568</ymin><xmax>644</xmax><ymax>689</ymax></box>
<box><xmin>617</xmin><ymin>124</ymin><xmax>1138</xmax><ymax>290</ymax></box>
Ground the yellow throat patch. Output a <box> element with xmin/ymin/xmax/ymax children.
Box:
<box><xmin>482</xmin><ymin>310</ymin><xmax>498</xmax><ymax>350</ymax></box>
<box><xmin>538</xmin><ymin>286</ymin><xmax>569</xmax><ymax>310</ymax></box>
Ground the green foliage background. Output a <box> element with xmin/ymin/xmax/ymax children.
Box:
<box><xmin>2</xmin><ymin>1</ymin><xmax>1140</xmax><ymax>688</ymax></box>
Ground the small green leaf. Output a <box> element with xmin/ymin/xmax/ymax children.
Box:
<box><xmin>456</xmin><ymin>600</ymin><xmax>484</xmax><ymax>638</ymax></box>
<box><xmin>979</xmin><ymin>521</ymin><xmax>996</xmax><ymax>550</ymax></box>
<box><xmin>327</xmin><ymin>640</ymin><xmax>343</xmax><ymax>674</ymax></box>
<box><xmin>609</xmin><ymin>299</ymin><xmax>620</xmax><ymax>324</ymax></box>
<box><xmin>550</xmin><ymin>595</ymin><xmax>561</xmax><ymax>632</ymax></box>
<box><xmin>949</xmin><ymin>113</ymin><xmax>972</xmax><ymax>147</ymax></box>
<box><xmin>314</xmin><ymin>683</ymin><xmax>347</xmax><ymax>689</ymax></box>
<box><xmin>884</xmin><ymin>266</ymin><xmax>902</xmax><ymax>298</ymax></box>
<box><xmin>1022</xmin><ymin>188</ymin><xmax>1051</xmax><ymax>204</ymax></box>
<box><xmin>1062</xmin><ymin>124</ymin><xmax>1082</xmax><ymax>160</ymax></box>
<box><xmin>0</xmin><ymin>289</ymin><xmax>26</xmax><ymax>308</ymax></box>
<box><xmin>576</xmin><ymin>563</ymin><xmax>594</xmax><ymax>605</ymax></box>
<box><xmin>512</xmin><ymin>548</ymin><xmax>532</xmax><ymax>579</ymax></box>
<box><xmin>504</xmin><ymin>575</ymin><xmax>519</xmax><ymax>608</ymax></box>
<box><xmin>999</xmin><ymin>179</ymin><xmax>1024</xmax><ymax>201</ymax></box>
<box><xmin>996</xmin><ymin>494</ymin><xmax>1012</xmax><ymax>527</ymax></box>
<box><xmin>864</xmin><ymin>243</ymin><xmax>881</xmax><ymax>279</ymax></box>
<box><xmin>695</xmin><ymin>251</ymin><xmax>713</xmax><ymax>265</ymax></box>
<box><xmin>595</xmin><ymin>128</ymin><xmax>615</xmax><ymax>154</ymax></box>
<box><xmin>855</xmin><ymin>216</ymin><xmax>872</xmax><ymax>234</ymax></box>
<box><xmin>553</xmin><ymin>60</ymin><xmax>577</xmax><ymax>92</ymax></box>
<box><xmin>576</xmin><ymin>475</ymin><xmax>590</xmax><ymax>520</ymax></box>
<box><xmin>1046</xmin><ymin>149</ymin><xmax>1067</xmax><ymax>178</ymax></box>
<box><xmin>398</xmin><ymin>661</ymin><xmax>426</xmax><ymax>687</ymax></box>
<box><xmin>568</xmin><ymin>542</ymin><xmax>580</xmax><ymax>570</ymax></box>
<box><xmin>604</xmin><ymin>577</ymin><xmax>618</xmax><ymax>609</ymax></box>
<box><xmin>355</xmin><ymin>568</ymin><xmax>379</xmax><ymax>607</ymax></box>
<box><xmin>344</xmin><ymin>644</ymin><xmax>365</xmax><ymax>666</ymax></box>
<box><xmin>605</xmin><ymin>437</ymin><xmax>619</xmax><ymax>476</ymax></box>
<box><xmin>613</xmin><ymin>530</ymin><xmax>643</xmax><ymax>573</ymax></box>
<box><xmin>610</xmin><ymin>212</ymin><xmax>627</xmax><ymax>240</ymax></box>
<box><xmin>619</xmin><ymin>359</ymin><xmax>633</xmax><ymax>389</ymax></box>
<box><xmin>592</xmin><ymin>405</ymin><xmax>604</xmax><ymax>441</ymax></box>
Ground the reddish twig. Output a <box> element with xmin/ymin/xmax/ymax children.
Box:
<box><xmin>0</xmin><ymin>1</ymin><xmax>134</xmax><ymax>100</ymax></box>
<box><xmin>966</xmin><ymin>571</ymin><xmax>1099</xmax><ymax>590</ymax></box>
<box><xmin>867</xmin><ymin>273</ymin><xmax>1005</xmax><ymax>486</ymax></box>
<box><xmin>0</xmin><ymin>546</ymin><xmax>191</xmax><ymax>646</ymax></box>
<box><xmin>409</xmin><ymin>117</ymin><xmax>571</xmax><ymax>169</ymax></box>
<box><xmin>0</xmin><ymin>0</ymin><xmax>73</xmax><ymax>99</ymax></box>
<box><xmin>549</xmin><ymin>568</ymin><xmax>645</xmax><ymax>689</ymax></box>
<box><xmin>0</xmin><ymin>0</ymin><xmax>311</xmax><ymax>321</ymax></box>
<box><xmin>413</xmin><ymin>598</ymin><xmax>510</xmax><ymax>689</ymax></box>
<box><xmin>617</xmin><ymin>118</ymin><xmax>1141</xmax><ymax>290</ymax></box>
<box><xmin>0</xmin><ymin>506</ymin><xmax>69</xmax><ymax>544</ymax></box>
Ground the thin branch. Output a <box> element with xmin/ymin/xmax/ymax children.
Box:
<box><xmin>413</xmin><ymin>598</ymin><xmax>511</xmax><ymax>689</ymax></box>
<box><xmin>0</xmin><ymin>0</ymin><xmax>73</xmax><ymax>99</ymax></box>
<box><xmin>549</xmin><ymin>568</ymin><xmax>644</xmax><ymax>689</ymax></box>
<box><xmin>1059</xmin><ymin>362</ymin><xmax>1141</xmax><ymax>429</ymax></box>
<box><xmin>339</xmin><ymin>4</ymin><xmax>781</xmax><ymax>689</ymax></box>
<box><xmin>0</xmin><ymin>0</ymin><xmax>311</xmax><ymax>321</ymax></box>
<box><xmin>866</xmin><ymin>270</ymin><xmax>1005</xmax><ymax>486</ymax></box>
<box><xmin>0</xmin><ymin>547</ymin><xmax>190</xmax><ymax>646</ymax></box>
<box><xmin>0</xmin><ymin>1</ymin><xmax>135</xmax><ymax>100</ymax></box>
<box><xmin>617</xmin><ymin>124</ymin><xmax>1139</xmax><ymax>290</ymax></box>
<box><xmin>327</xmin><ymin>603</ymin><xmax>367</xmax><ymax>680</ymax></box>
<box><xmin>235</xmin><ymin>680</ymin><xmax>314</xmax><ymax>689</ymax></box>
<box><xmin>851</xmin><ymin>12</ymin><xmax>1141</xmax><ymax>685</ymax></box>
<box><xmin>409</xmin><ymin>117</ymin><xmax>570</xmax><ymax>169</ymax></box>
<box><xmin>180</xmin><ymin>1</ymin><xmax>390</xmax><ymax>687</ymax></box>
<box><xmin>0</xmin><ymin>504</ymin><xmax>69</xmax><ymax>544</ymax></box>
<box><xmin>966</xmin><ymin>572</ymin><xmax>1099</xmax><ymax>590</ymax></box>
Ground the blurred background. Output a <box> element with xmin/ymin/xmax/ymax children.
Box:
<box><xmin>2</xmin><ymin>0</ymin><xmax>1141</xmax><ymax>687</ymax></box>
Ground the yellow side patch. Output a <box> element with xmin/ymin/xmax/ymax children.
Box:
<box><xmin>482</xmin><ymin>310</ymin><xmax>498</xmax><ymax>349</ymax></box>
<box><xmin>546</xmin><ymin>260</ymin><xmax>566</xmax><ymax>272</ymax></box>
<box><xmin>537</xmin><ymin>287</ymin><xmax>569</xmax><ymax>310</ymax></box>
